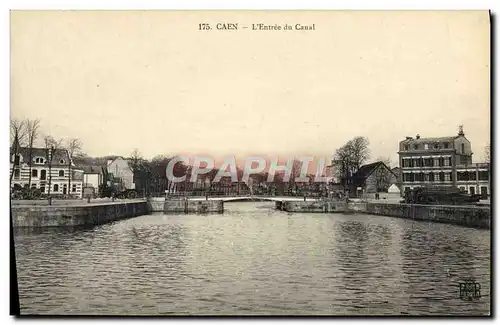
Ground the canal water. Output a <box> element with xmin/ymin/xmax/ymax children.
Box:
<box><xmin>14</xmin><ymin>202</ymin><xmax>490</xmax><ymax>315</ymax></box>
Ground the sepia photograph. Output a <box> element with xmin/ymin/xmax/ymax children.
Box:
<box><xmin>9</xmin><ymin>9</ymin><xmax>492</xmax><ymax>317</ymax></box>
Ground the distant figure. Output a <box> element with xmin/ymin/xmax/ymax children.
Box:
<box><xmin>447</xmin><ymin>269</ymin><xmax>451</xmax><ymax>277</ymax></box>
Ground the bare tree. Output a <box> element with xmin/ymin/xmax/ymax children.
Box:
<box><xmin>288</xmin><ymin>159</ymin><xmax>303</xmax><ymax>194</ymax></box>
<box><xmin>66</xmin><ymin>138</ymin><xmax>82</xmax><ymax>197</ymax></box>
<box><xmin>333</xmin><ymin>136</ymin><xmax>371</xmax><ymax>190</ymax></box>
<box><xmin>10</xmin><ymin>119</ymin><xmax>27</xmax><ymax>184</ymax></box>
<box><xmin>44</xmin><ymin>136</ymin><xmax>63</xmax><ymax>203</ymax></box>
<box><xmin>25</xmin><ymin>119</ymin><xmax>41</xmax><ymax>187</ymax></box>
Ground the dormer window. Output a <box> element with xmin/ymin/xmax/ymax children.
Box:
<box><xmin>413</xmin><ymin>144</ymin><xmax>419</xmax><ymax>150</ymax></box>
<box><xmin>424</xmin><ymin>144</ymin><xmax>429</xmax><ymax>150</ymax></box>
<box><xmin>34</xmin><ymin>157</ymin><xmax>45</xmax><ymax>164</ymax></box>
<box><xmin>59</xmin><ymin>159</ymin><xmax>66</xmax><ymax>164</ymax></box>
<box><xmin>444</xmin><ymin>143</ymin><xmax>449</xmax><ymax>149</ymax></box>
<box><xmin>404</xmin><ymin>145</ymin><xmax>409</xmax><ymax>151</ymax></box>
<box><xmin>434</xmin><ymin>143</ymin><xmax>439</xmax><ymax>149</ymax></box>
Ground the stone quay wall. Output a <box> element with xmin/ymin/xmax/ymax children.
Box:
<box><xmin>276</xmin><ymin>200</ymin><xmax>490</xmax><ymax>229</ymax></box>
<box><xmin>11</xmin><ymin>200</ymin><xmax>148</xmax><ymax>228</ymax></box>
<box><xmin>12</xmin><ymin>197</ymin><xmax>225</xmax><ymax>228</ymax></box>
<box><xmin>363</xmin><ymin>202</ymin><xmax>490</xmax><ymax>229</ymax></box>
<box><xmin>163</xmin><ymin>199</ymin><xmax>224</xmax><ymax>214</ymax></box>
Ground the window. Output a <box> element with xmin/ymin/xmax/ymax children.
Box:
<box><xmin>424</xmin><ymin>144</ymin><xmax>429</xmax><ymax>150</ymax></box>
<box><xmin>404</xmin><ymin>145</ymin><xmax>409</xmax><ymax>151</ymax></box>
<box><xmin>32</xmin><ymin>169</ymin><xmax>38</xmax><ymax>177</ymax></box>
<box><xmin>40</xmin><ymin>186</ymin><xmax>45</xmax><ymax>193</ymax></box>
<box><xmin>444</xmin><ymin>173</ymin><xmax>451</xmax><ymax>181</ymax></box>
<box><xmin>54</xmin><ymin>184</ymin><xmax>59</xmax><ymax>192</ymax></box>
<box><xmin>34</xmin><ymin>157</ymin><xmax>45</xmax><ymax>164</ymax></box>
<box><xmin>72</xmin><ymin>184</ymin><xmax>77</xmax><ymax>192</ymax></box>
<box><xmin>439</xmin><ymin>172</ymin><xmax>445</xmax><ymax>182</ymax></box>
<box><xmin>31</xmin><ymin>183</ymin><xmax>37</xmax><ymax>189</ymax></box>
<box><xmin>444</xmin><ymin>143</ymin><xmax>449</xmax><ymax>149</ymax></box>
<box><xmin>14</xmin><ymin>169</ymin><xmax>20</xmax><ymax>178</ymax></box>
<box><xmin>461</xmin><ymin>143</ymin><xmax>465</xmax><ymax>154</ymax></box>
<box><xmin>479</xmin><ymin>171</ymin><xmax>489</xmax><ymax>181</ymax></box>
<box><xmin>13</xmin><ymin>154</ymin><xmax>21</xmax><ymax>165</ymax></box>
<box><xmin>434</xmin><ymin>143</ymin><xmax>439</xmax><ymax>149</ymax></box>
<box><xmin>460</xmin><ymin>186</ymin><xmax>466</xmax><ymax>192</ymax></box>
<box><xmin>439</xmin><ymin>157</ymin><xmax>444</xmax><ymax>167</ymax></box>
<box><xmin>40</xmin><ymin>170</ymin><xmax>47</xmax><ymax>180</ymax></box>
<box><xmin>59</xmin><ymin>159</ymin><xmax>65</xmax><ymax>164</ymax></box>
<box><xmin>470</xmin><ymin>187</ymin><xmax>475</xmax><ymax>195</ymax></box>
<box><xmin>429</xmin><ymin>173</ymin><xmax>435</xmax><ymax>182</ymax></box>
<box><xmin>444</xmin><ymin>158</ymin><xmax>450</xmax><ymax>166</ymax></box>
<box><xmin>413</xmin><ymin>144</ymin><xmax>419</xmax><ymax>150</ymax></box>
<box><xmin>59</xmin><ymin>170</ymin><xmax>64</xmax><ymax>177</ymax></box>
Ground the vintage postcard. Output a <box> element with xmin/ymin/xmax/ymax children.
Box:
<box><xmin>10</xmin><ymin>10</ymin><xmax>491</xmax><ymax>316</ymax></box>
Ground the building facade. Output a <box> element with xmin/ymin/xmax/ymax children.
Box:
<box><xmin>106</xmin><ymin>157</ymin><xmax>135</xmax><ymax>190</ymax></box>
<box><xmin>398</xmin><ymin>127</ymin><xmax>490</xmax><ymax>197</ymax></box>
<box><xmin>348</xmin><ymin>161</ymin><xmax>397</xmax><ymax>197</ymax></box>
<box><xmin>10</xmin><ymin>147</ymin><xmax>84</xmax><ymax>198</ymax></box>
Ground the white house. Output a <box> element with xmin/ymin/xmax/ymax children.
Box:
<box><xmin>10</xmin><ymin>146</ymin><xmax>84</xmax><ymax>198</ymax></box>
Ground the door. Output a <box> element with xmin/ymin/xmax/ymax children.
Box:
<box><xmin>63</xmin><ymin>185</ymin><xmax>67</xmax><ymax>195</ymax></box>
<box><xmin>481</xmin><ymin>186</ymin><xmax>488</xmax><ymax>199</ymax></box>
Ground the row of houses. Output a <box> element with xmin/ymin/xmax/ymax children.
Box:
<box><xmin>10</xmin><ymin>147</ymin><xmax>135</xmax><ymax>198</ymax></box>
<box><xmin>10</xmin><ymin>127</ymin><xmax>490</xmax><ymax>199</ymax></box>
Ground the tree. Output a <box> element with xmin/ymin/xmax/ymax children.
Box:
<box><xmin>10</xmin><ymin>119</ymin><xmax>27</xmax><ymax>184</ymax></box>
<box><xmin>66</xmin><ymin>138</ymin><xmax>82</xmax><ymax>197</ymax></box>
<box><xmin>44</xmin><ymin>136</ymin><xmax>63</xmax><ymax>203</ymax></box>
<box><xmin>333</xmin><ymin>136</ymin><xmax>371</xmax><ymax>190</ymax></box>
<box><xmin>128</xmin><ymin>149</ymin><xmax>147</xmax><ymax>195</ymax></box>
<box><xmin>25</xmin><ymin>119</ymin><xmax>41</xmax><ymax>188</ymax></box>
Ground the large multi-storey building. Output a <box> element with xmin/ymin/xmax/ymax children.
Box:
<box><xmin>397</xmin><ymin>126</ymin><xmax>490</xmax><ymax>197</ymax></box>
<box><xmin>10</xmin><ymin>147</ymin><xmax>84</xmax><ymax>198</ymax></box>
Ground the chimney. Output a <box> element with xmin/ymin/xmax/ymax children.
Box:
<box><xmin>458</xmin><ymin>125</ymin><xmax>464</xmax><ymax>136</ymax></box>
<box><xmin>416</xmin><ymin>134</ymin><xmax>420</xmax><ymax>139</ymax></box>
<box><xmin>405</xmin><ymin>136</ymin><xmax>413</xmax><ymax>140</ymax></box>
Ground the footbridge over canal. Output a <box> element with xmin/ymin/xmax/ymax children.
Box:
<box><xmin>186</xmin><ymin>196</ymin><xmax>318</xmax><ymax>203</ymax></box>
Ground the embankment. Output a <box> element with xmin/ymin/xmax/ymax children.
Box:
<box><xmin>277</xmin><ymin>200</ymin><xmax>490</xmax><ymax>229</ymax></box>
<box><xmin>11</xmin><ymin>199</ymin><xmax>148</xmax><ymax>228</ymax></box>
<box><xmin>12</xmin><ymin>198</ymin><xmax>224</xmax><ymax>228</ymax></box>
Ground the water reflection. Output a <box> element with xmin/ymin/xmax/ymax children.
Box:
<box><xmin>14</xmin><ymin>202</ymin><xmax>490</xmax><ymax>315</ymax></box>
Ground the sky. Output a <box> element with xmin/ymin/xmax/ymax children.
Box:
<box><xmin>10</xmin><ymin>11</ymin><xmax>491</xmax><ymax>166</ymax></box>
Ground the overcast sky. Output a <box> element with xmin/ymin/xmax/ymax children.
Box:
<box><xmin>11</xmin><ymin>11</ymin><xmax>490</xmax><ymax>165</ymax></box>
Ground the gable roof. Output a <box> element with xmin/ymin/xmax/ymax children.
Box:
<box><xmin>11</xmin><ymin>146</ymin><xmax>70</xmax><ymax>166</ymax></box>
<box><xmin>350</xmin><ymin>161</ymin><xmax>396</xmax><ymax>186</ymax></box>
